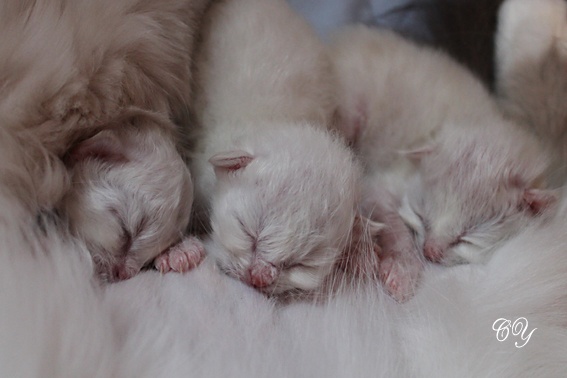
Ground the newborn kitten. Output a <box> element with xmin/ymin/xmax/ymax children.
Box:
<box><xmin>0</xmin><ymin>0</ymin><xmax>212</xmax><ymax>280</ymax></box>
<box><xmin>61</xmin><ymin>110</ymin><xmax>198</xmax><ymax>282</ymax></box>
<box><xmin>331</xmin><ymin>25</ymin><xmax>557</xmax><ymax>301</ymax></box>
<box><xmin>496</xmin><ymin>0</ymin><xmax>567</xmax><ymax>186</ymax></box>
<box><xmin>0</xmin><ymin>0</ymin><xmax>210</xmax><ymax>209</ymax></box>
<box><xmin>189</xmin><ymin>0</ymin><xmax>371</xmax><ymax>296</ymax></box>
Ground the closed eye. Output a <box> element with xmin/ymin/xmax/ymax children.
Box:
<box><xmin>108</xmin><ymin>207</ymin><xmax>133</xmax><ymax>255</ymax></box>
<box><xmin>236</xmin><ymin>216</ymin><xmax>257</xmax><ymax>251</ymax></box>
<box><xmin>281</xmin><ymin>261</ymin><xmax>306</xmax><ymax>270</ymax></box>
<box><xmin>449</xmin><ymin>235</ymin><xmax>476</xmax><ymax>248</ymax></box>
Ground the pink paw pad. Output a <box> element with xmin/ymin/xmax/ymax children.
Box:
<box><xmin>154</xmin><ymin>236</ymin><xmax>205</xmax><ymax>274</ymax></box>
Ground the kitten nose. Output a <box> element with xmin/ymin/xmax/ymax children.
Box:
<box><xmin>423</xmin><ymin>238</ymin><xmax>444</xmax><ymax>263</ymax></box>
<box><xmin>111</xmin><ymin>264</ymin><xmax>135</xmax><ymax>281</ymax></box>
<box><xmin>248</xmin><ymin>259</ymin><xmax>278</xmax><ymax>288</ymax></box>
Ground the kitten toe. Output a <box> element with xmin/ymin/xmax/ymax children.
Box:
<box><xmin>154</xmin><ymin>236</ymin><xmax>205</xmax><ymax>274</ymax></box>
<box><xmin>154</xmin><ymin>254</ymin><xmax>172</xmax><ymax>274</ymax></box>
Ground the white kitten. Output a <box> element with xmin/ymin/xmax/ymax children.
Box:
<box><xmin>496</xmin><ymin>0</ymin><xmax>567</xmax><ymax>186</ymax></box>
<box><xmin>331</xmin><ymin>25</ymin><xmax>557</xmax><ymax>300</ymax></box>
<box><xmin>61</xmin><ymin>110</ymin><xmax>195</xmax><ymax>282</ymax></box>
<box><xmin>189</xmin><ymin>0</ymin><xmax>372</xmax><ymax>296</ymax></box>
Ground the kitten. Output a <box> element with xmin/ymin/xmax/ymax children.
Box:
<box><xmin>0</xmin><ymin>0</ymin><xmax>212</xmax><ymax>279</ymax></box>
<box><xmin>331</xmin><ymin>25</ymin><xmax>557</xmax><ymax>301</ymax></box>
<box><xmin>189</xmin><ymin>0</ymin><xmax>375</xmax><ymax>296</ymax></box>
<box><xmin>61</xmin><ymin>110</ymin><xmax>197</xmax><ymax>282</ymax></box>
<box><xmin>496</xmin><ymin>0</ymin><xmax>567</xmax><ymax>186</ymax></box>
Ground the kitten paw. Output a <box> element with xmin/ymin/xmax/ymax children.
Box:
<box><xmin>154</xmin><ymin>236</ymin><xmax>205</xmax><ymax>274</ymax></box>
<box><xmin>378</xmin><ymin>255</ymin><xmax>421</xmax><ymax>302</ymax></box>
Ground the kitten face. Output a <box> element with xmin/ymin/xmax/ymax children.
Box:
<box><xmin>62</xmin><ymin>122</ymin><xmax>193</xmax><ymax>282</ymax></box>
<box><xmin>409</xmin><ymin>125</ymin><xmax>556</xmax><ymax>265</ymax></box>
<box><xmin>207</xmin><ymin>125</ymin><xmax>361</xmax><ymax>295</ymax></box>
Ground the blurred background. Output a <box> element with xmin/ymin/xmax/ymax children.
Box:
<box><xmin>287</xmin><ymin>0</ymin><xmax>505</xmax><ymax>87</ymax></box>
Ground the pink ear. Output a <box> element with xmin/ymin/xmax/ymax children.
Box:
<box><xmin>523</xmin><ymin>188</ymin><xmax>557</xmax><ymax>215</ymax></box>
<box><xmin>209</xmin><ymin>150</ymin><xmax>254</xmax><ymax>175</ymax></box>
<box><xmin>67</xmin><ymin>132</ymin><xmax>127</xmax><ymax>166</ymax></box>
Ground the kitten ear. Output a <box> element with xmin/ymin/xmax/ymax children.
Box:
<box><xmin>66</xmin><ymin>132</ymin><xmax>128</xmax><ymax>166</ymax></box>
<box><xmin>209</xmin><ymin>150</ymin><xmax>254</xmax><ymax>177</ymax></box>
<box><xmin>522</xmin><ymin>188</ymin><xmax>558</xmax><ymax>215</ymax></box>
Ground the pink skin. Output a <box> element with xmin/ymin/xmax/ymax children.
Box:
<box><xmin>111</xmin><ymin>264</ymin><xmax>138</xmax><ymax>281</ymax></box>
<box><xmin>423</xmin><ymin>238</ymin><xmax>444</xmax><ymax>263</ymax></box>
<box><xmin>247</xmin><ymin>258</ymin><xmax>279</xmax><ymax>288</ymax></box>
<box><xmin>154</xmin><ymin>236</ymin><xmax>205</xmax><ymax>274</ymax></box>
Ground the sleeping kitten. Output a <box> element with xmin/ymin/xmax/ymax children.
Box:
<box><xmin>496</xmin><ymin>0</ymin><xmax>567</xmax><ymax>186</ymax></box>
<box><xmin>189</xmin><ymin>0</ymin><xmax>375</xmax><ymax>296</ymax></box>
<box><xmin>331</xmin><ymin>25</ymin><xmax>557</xmax><ymax>301</ymax></box>
<box><xmin>61</xmin><ymin>110</ymin><xmax>199</xmax><ymax>282</ymax></box>
<box><xmin>0</xmin><ymin>0</ymin><xmax>212</xmax><ymax>280</ymax></box>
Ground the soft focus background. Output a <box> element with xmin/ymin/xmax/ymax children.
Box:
<box><xmin>288</xmin><ymin>0</ymin><xmax>504</xmax><ymax>86</ymax></box>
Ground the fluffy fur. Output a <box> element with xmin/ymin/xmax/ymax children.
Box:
<box><xmin>331</xmin><ymin>25</ymin><xmax>557</xmax><ymax>300</ymax></box>
<box><xmin>496</xmin><ymin>0</ymin><xmax>567</xmax><ymax>186</ymax></box>
<box><xmin>0</xmin><ymin>0</ymin><xmax>212</xmax><ymax>279</ymax></box>
<box><xmin>61</xmin><ymin>110</ymin><xmax>193</xmax><ymax>281</ymax></box>
<box><xmin>0</xmin><ymin>0</ymin><xmax>210</xmax><ymax>203</ymax></box>
<box><xmin>3</xmin><ymin>189</ymin><xmax>567</xmax><ymax>377</ymax></box>
<box><xmin>188</xmin><ymin>0</ymin><xmax>369</xmax><ymax>295</ymax></box>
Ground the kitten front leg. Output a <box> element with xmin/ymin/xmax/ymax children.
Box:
<box><xmin>362</xmin><ymin>188</ymin><xmax>424</xmax><ymax>302</ymax></box>
<box><xmin>154</xmin><ymin>236</ymin><xmax>205</xmax><ymax>274</ymax></box>
<box><xmin>376</xmin><ymin>211</ymin><xmax>424</xmax><ymax>302</ymax></box>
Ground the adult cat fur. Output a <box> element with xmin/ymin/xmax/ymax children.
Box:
<box><xmin>0</xmin><ymin>0</ymin><xmax>212</xmax><ymax>279</ymax></box>
<box><xmin>496</xmin><ymin>0</ymin><xmax>567</xmax><ymax>186</ymax></box>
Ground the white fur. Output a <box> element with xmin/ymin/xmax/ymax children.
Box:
<box><xmin>0</xmin><ymin>0</ymin><xmax>212</xmax><ymax>280</ymax></box>
<box><xmin>496</xmin><ymin>0</ymin><xmax>567</xmax><ymax>186</ymax></box>
<box><xmin>189</xmin><ymin>0</ymin><xmax>364</xmax><ymax>295</ymax></box>
<box><xmin>61</xmin><ymin>113</ymin><xmax>193</xmax><ymax>281</ymax></box>
<box><xmin>0</xmin><ymin>125</ymin><xmax>565</xmax><ymax>376</ymax></box>
<box><xmin>330</xmin><ymin>26</ymin><xmax>555</xmax><ymax>300</ymax></box>
<box><xmin>4</xmin><ymin>201</ymin><xmax>567</xmax><ymax>377</ymax></box>
<box><xmin>0</xmin><ymin>0</ymin><xmax>210</xmax><ymax>210</ymax></box>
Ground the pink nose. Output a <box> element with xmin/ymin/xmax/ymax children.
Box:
<box><xmin>248</xmin><ymin>259</ymin><xmax>278</xmax><ymax>288</ymax></box>
<box><xmin>111</xmin><ymin>264</ymin><xmax>136</xmax><ymax>281</ymax></box>
<box><xmin>423</xmin><ymin>238</ymin><xmax>444</xmax><ymax>263</ymax></box>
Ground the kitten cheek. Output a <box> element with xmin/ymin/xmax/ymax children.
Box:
<box><xmin>283</xmin><ymin>266</ymin><xmax>324</xmax><ymax>292</ymax></box>
<box><xmin>447</xmin><ymin>242</ymin><xmax>485</xmax><ymax>265</ymax></box>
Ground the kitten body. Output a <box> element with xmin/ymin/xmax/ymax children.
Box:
<box><xmin>190</xmin><ymin>0</ymin><xmax>366</xmax><ymax>295</ymax></box>
<box><xmin>331</xmin><ymin>26</ymin><xmax>556</xmax><ymax>300</ymax></box>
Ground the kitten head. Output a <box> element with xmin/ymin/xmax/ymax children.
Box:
<box><xmin>61</xmin><ymin>112</ymin><xmax>192</xmax><ymax>282</ymax></box>
<box><xmin>207</xmin><ymin>123</ymin><xmax>362</xmax><ymax>295</ymax></box>
<box><xmin>408</xmin><ymin>122</ymin><xmax>557</xmax><ymax>265</ymax></box>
